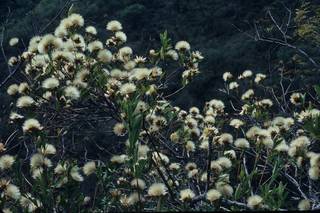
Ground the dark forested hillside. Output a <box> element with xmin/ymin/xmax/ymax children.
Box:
<box><xmin>1</xmin><ymin>0</ymin><xmax>303</xmax><ymax>107</ymax></box>
<box><xmin>2</xmin><ymin>1</ymin><xmax>320</xmax><ymax>211</ymax></box>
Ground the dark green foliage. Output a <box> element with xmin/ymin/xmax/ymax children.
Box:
<box><xmin>1</xmin><ymin>0</ymin><xmax>302</xmax><ymax>107</ymax></box>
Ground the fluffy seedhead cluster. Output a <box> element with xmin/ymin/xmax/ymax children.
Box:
<box><xmin>1</xmin><ymin>12</ymin><xmax>320</xmax><ymax>212</ymax></box>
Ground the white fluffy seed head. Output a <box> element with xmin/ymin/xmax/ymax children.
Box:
<box><xmin>106</xmin><ymin>20</ymin><xmax>122</xmax><ymax>32</ymax></box>
<box><xmin>235</xmin><ymin>138</ymin><xmax>250</xmax><ymax>149</ymax></box>
<box><xmin>148</xmin><ymin>183</ymin><xmax>168</xmax><ymax>197</ymax></box>
<box><xmin>254</xmin><ymin>73</ymin><xmax>266</xmax><ymax>83</ymax></box>
<box><xmin>83</xmin><ymin>161</ymin><xmax>96</xmax><ymax>176</ymax></box>
<box><xmin>42</xmin><ymin>77</ymin><xmax>59</xmax><ymax>89</ymax></box>
<box><xmin>5</xmin><ymin>184</ymin><xmax>21</xmax><ymax>200</ymax></box>
<box><xmin>113</xmin><ymin>123</ymin><xmax>126</xmax><ymax>136</ymax></box>
<box><xmin>120</xmin><ymin>83</ymin><xmax>136</xmax><ymax>95</ymax></box>
<box><xmin>87</xmin><ymin>40</ymin><xmax>103</xmax><ymax>53</ymax></box>
<box><xmin>97</xmin><ymin>49</ymin><xmax>113</xmax><ymax>63</ymax></box>
<box><xmin>16</xmin><ymin>96</ymin><xmax>35</xmax><ymax>108</ymax></box>
<box><xmin>223</xmin><ymin>72</ymin><xmax>233</xmax><ymax>81</ymax></box>
<box><xmin>85</xmin><ymin>26</ymin><xmax>97</xmax><ymax>35</ymax></box>
<box><xmin>64</xmin><ymin>86</ymin><xmax>80</xmax><ymax>100</ymax></box>
<box><xmin>175</xmin><ymin>41</ymin><xmax>190</xmax><ymax>51</ymax></box>
<box><xmin>130</xmin><ymin>178</ymin><xmax>146</xmax><ymax>190</ymax></box>
<box><xmin>38</xmin><ymin>144</ymin><xmax>56</xmax><ymax>156</ymax></box>
<box><xmin>230</xmin><ymin>119</ymin><xmax>244</xmax><ymax>129</ymax></box>
<box><xmin>115</xmin><ymin>31</ymin><xmax>127</xmax><ymax>43</ymax></box>
<box><xmin>247</xmin><ymin>195</ymin><xmax>263</xmax><ymax>209</ymax></box>
<box><xmin>179</xmin><ymin>189</ymin><xmax>195</xmax><ymax>201</ymax></box>
<box><xmin>9</xmin><ymin>37</ymin><xmax>19</xmax><ymax>46</ymax></box>
<box><xmin>298</xmin><ymin>199</ymin><xmax>311</xmax><ymax>211</ymax></box>
<box><xmin>206</xmin><ymin>189</ymin><xmax>221</xmax><ymax>202</ymax></box>
<box><xmin>7</xmin><ymin>84</ymin><xmax>19</xmax><ymax>95</ymax></box>
<box><xmin>22</xmin><ymin>118</ymin><xmax>43</xmax><ymax>133</ymax></box>
<box><xmin>38</xmin><ymin>34</ymin><xmax>63</xmax><ymax>54</ymax></box>
<box><xmin>0</xmin><ymin>155</ymin><xmax>15</xmax><ymax>170</ymax></box>
<box><xmin>110</xmin><ymin>154</ymin><xmax>128</xmax><ymax>164</ymax></box>
<box><xmin>68</xmin><ymin>13</ymin><xmax>84</xmax><ymax>28</ymax></box>
<box><xmin>70</xmin><ymin>166</ymin><xmax>84</xmax><ymax>182</ymax></box>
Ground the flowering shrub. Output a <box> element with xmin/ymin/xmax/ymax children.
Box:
<box><xmin>1</xmin><ymin>13</ymin><xmax>320</xmax><ymax>212</ymax></box>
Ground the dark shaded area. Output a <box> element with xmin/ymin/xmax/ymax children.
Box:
<box><xmin>0</xmin><ymin>0</ymin><xmax>302</xmax><ymax>106</ymax></box>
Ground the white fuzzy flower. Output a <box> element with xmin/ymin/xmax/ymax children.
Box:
<box><xmin>274</xmin><ymin>141</ymin><xmax>289</xmax><ymax>153</ymax></box>
<box><xmin>68</xmin><ymin>13</ymin><xmax>84</xmax><ymax>27</ymax></box>
<box><xmin>32</xmin><ymin>167</ymin><xmax>44</xmax><ymax>179</ymax></box>
<box><xmin>169</xmin><ymin>163</ymin><xmax>181</xmax><ymax>171</ymax></box>
<box><xmin>239</xmin><ymin>70</ymin><xmax>253</xmax><ymax>79</ymax></box>
<box><xmin>298</xmin><ymin>199</ymin><xmax>311</xmax><ymax>211</ymax></box>
<box><xmin>30</xmin><ymin>153</ymin><xmax>52</xmax><ymax>170</ymax></box>
<box><xmin>215</xmin><ymin>133</ymin><xmax>233</xmax><ymax>145</ymax></box>
<box><xmin>217</xmin><ymin>157</ymin><xmax>232</xmax><ymax>169</ymax></box>
<box><xmin>7</xmin><ymin>84</ymin><xmax>19</xmax><ymax>95</ymax></box>
<box><xmin>110</xmin><ymin>154</ymin><xmax>128</xmax><ymax>164</ymax></box>
<box><xmin>115</xmin><ymin>31</ymin><xmax>127</xmax><ymax>43</ymax></box>
<box><xmin>20</xmin><ymin>193</ymin><xmax>42</xmax><ymax>212</ymax></box>
<box><xmin>166</xmin><ymin>49</ymin><xmax>179</xmax><ymax>60</ymax></box>
<box><xmin>229</xmin><ymin>81</ymin><xmax>239</xmax><ymax>90</ymax></box>
<box><xmin>118</xmin><ymin>46</ymin><xmax>133</xmax><ymax>61</ymax></box>
<box><xmin>38</xmin><ymin>144</ymin><xmax>56</xmax><ymax>156</ymax></box>
<box><xmin>130</xmin><ymin>68</ymin><xmax>150</xmax><ymax>81</ymax></box>
<box><xmin>290</xmin><ymin>93</ymin><xmax>303</xmax><ymax>105</ymax></box>
<box><xmin>106</xmin><ymin>20</ymin><xmax>122</xmax><ymax>32</ymax></box>
<box><xmin>234</xmin><ymin>138</ymin><xmax>250</xmax><ymax>149</ymax></box>
<box><xmin>120</xmin><ymin>83</ymin><xmax>136</xmax><ymax>95</ymax></box>
<box><xmin>152</xmin><ymin>152</ymin><xmax>170</xmax><ymax>165</ymax></box>
<box><xmin>28</xmin><ymin>36</ymin><xmax>42</xmax><ymax>52</ymax></box>
<box><xmin>83</xmin><ymin>161</ymin><xmax>96</xmax><ymax>176</ymax></box>
<box><xmin>42</xmin><ymin>77</ymin><xmax>59</xmax><ymax>89</ymax></box>
<box><xmin>9</xmin><ymin>37</ymin><xmax>19</xmax><ymax>46</ymax></box>
<box><xmin>223</xmin><ymin>72</ymin><xmax>233</xmax><ymax>81</ymax></box>
<box><xmin>16</xmin><ymin>96</ymin><xmax>35</xmax><ymax>108</ymax></box>
<box><xmin>54</xmin><ymin>25</ymin><xmax>68</xmax><ymax>38</ymax></box>
<box><xmin>309</xmin><ymin>167</ymin><xmax>320</xmax><ymax>180</ymax></box>
<box><xmin>64</xmin><ymin>86</ymin><xmax>80</xmax><ymax>100</ymax></box>
<box><xmin>9</xmin><ymin>112</ymin><xmax>24</xmax><ymax>120</ymax></box>
<box><xmin>22</xmin><ymin>118</ymin><xmax>43</xmax><ymax>133</ymax></box>
<box><xmin>175</xmin><ymin>41</ymin><xmax>190</xmax><ymax>51</ymax></box>
<box><xmin>130</xmin><ymin>178</ymin><xmax>146</xmax><ymax>190</ymax></box>
<box><xmin>138</xmin><ymin>144</ymin><xmax>150</xmax><ymax>159</ymax></box>
<box><xmin>54</xmin><ymin>163</ymin><xmax>67</xmax><ymax>174</ymax></box>
<box><xmin>87</xmin><ymin>40</ymin><xmax>103</xmax><ymax>52</ymax></box>
<box><xmin>257</xmin><ymin>99</ymin><xmax>273</xmax><ymax>108</ymax></box>
<box><xmin>5</xmin><ymin>184</ymin><xmax>21</xmax><ymax>200</ymax></box>
<box><xmin>179</xmin><ymin>189</ymin><xmax>195</xmax><ymax>201</ymax></box>
<box><xmin>241</xmin><ymin>89</ymin><xmax>254</xmax><ymax>100</ymax></box>
<box><xmin>247</xmin><ymin>195</ymin><xmax>263</xmax><ymax>209</ymax></box>
<box><xmin>206</xmin><ymin>189</ymin><xmax>221</xmax><ymax>202</ymax></box>
<box><xmin>18</xmin><ymin>82</ymin><xmax>29</xmax><ymax>94</ymax></box>
<box><xmin>70</xmin><ymin>166</ymin><xmax>84</xmax><ymax>182</ymax></box>
<box><xmin>85</xmin><ymin>26</ymin><xmax>97</xmax><ymax>35</ymax></box>
<box><xmin>185</xmin><ymin>141</ymin><xmax>196</xmax><ymax>152</ymax></box>
<box><xmin>0</xmin><ymin>155</ymin><xmax>15</xmax><ymax>170</ymax></box>
<box><xmin>97</xmin><ymin>49</ymin><xmax>113</xmax><ymax>63</ymax></box>
<box><xmin>148</xmin><ymin>183</ymin><xmax>168</xmax><ymax>197</ymax></box>
<box><xmin>113</xmin><ymin>122</ymin><xmax>126</xmax><ymax>136</ymax></box>
<box><xmin>230</xmin><ymin>119</ymin><xmax>244</xmax><ymax>129</ymax></box>
<box><xmin>38</xmin><ymin>34</ymin><xmax>63</xmax><ymax>54</ymax></box>
<box><xmin>208</xmin><ymin>99</ymin><xmax>225</xmax><ymax>111</ymax></box>
<box><xmin>254</xmin><ymin>73</ymin><xmax>266</xmax><ymax>83</ymax></box>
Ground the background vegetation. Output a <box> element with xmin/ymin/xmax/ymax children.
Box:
<box><xmin>2</xmin><ymin>0</ymin><xmax>319</xmax><ymax>107</ymax></box>
<box><xmin>1</xmin><ymin>0</ymin><xmax>320</xmax><ymax>212</ymax></box>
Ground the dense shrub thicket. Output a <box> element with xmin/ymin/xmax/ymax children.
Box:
<box><xmin>1</xmin><ymin>11</ymin><xmax>320</xmax><ymax>212</ymax></box>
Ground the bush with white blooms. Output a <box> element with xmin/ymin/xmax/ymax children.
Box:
<box><xmin>1</xmin><ymin>12</ymin><xmax>320</xmax><ymax>212</ymax></box>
